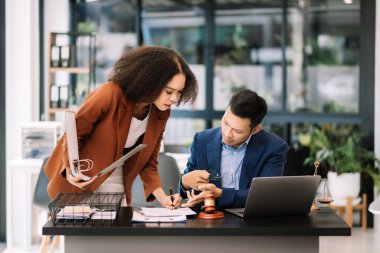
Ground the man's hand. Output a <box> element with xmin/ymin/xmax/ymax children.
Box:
<box><xmin>197</xmin><ymin>183</ymin><xmax>222</xmax><ymax>198</ymax></box>
<box><xmin>181</xmin><ymin>189</ymin><xmax>208</xmax><ymax>207</ymax></box>
<box><xmin>181</xmin><ymin>170</ymin><xmax>210</xmax><ymax>190</ymax></box>
<box><xmin>181</xmin><ymin>183</ymin><xmax>222</xmax><ymax>207</ymax></box>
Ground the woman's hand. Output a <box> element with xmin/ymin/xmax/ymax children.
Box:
<box><xmin>153</xmin><ymin>187</ymin><xmax>182</xmax><ymax>209</ymax></box>
<box><xmin>65</xmin><ymin>167</ymin><xmax>98</xmax><ymax>190</ymax></box>
<box><xmin>160</xmin><ymin>193</ymin><xmax>182</xmax><ymax>209</ymax></box>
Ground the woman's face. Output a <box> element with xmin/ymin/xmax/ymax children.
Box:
<box><xmin>154</xmin><ymin>73</ymin><xmax>186</xmax><ymax>111</ymax></box>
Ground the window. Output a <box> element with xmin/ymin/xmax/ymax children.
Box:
<box><xmin>70</xmin><ymin>0</ymin><xmax>371</xmax><ymax>147</ymax></box>
<box><xmin>287</xmin><ymin>2</ymin><xmax>360</xmax><ymax>113</ymax></box>
<box><xmin>214</xmin><ymin>8</ymin><xmax>284</xmax><ymax>111</ymax></box>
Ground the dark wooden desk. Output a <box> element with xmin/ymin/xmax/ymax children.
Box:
<box><xmin>43</xmin><ymin>206</ymin><xmax>350</xmax><ymax>253</ymax></box>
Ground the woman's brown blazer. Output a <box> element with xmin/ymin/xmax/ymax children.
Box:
<box><xmin>44</xmin><ymin>82</ymin><xmax>170</xmax><ymax>204</ymax></box>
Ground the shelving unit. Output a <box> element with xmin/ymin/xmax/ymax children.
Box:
<box><xmin>47</xmin><ymin>32</ymin><xmax>96</xmax><ymax>120</ymax></box>
<box><xmin>49</xmin><ymin>67</ymin><xmax>90</xmax><ymax>74</ymax></box>
<box><xmin>21</xmin><ymin>121</ymin><xmax>63</xmax><ymax>159</ymax></box>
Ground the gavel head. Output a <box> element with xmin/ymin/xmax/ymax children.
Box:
<box><xmin>203</xmin><ymin>194</ymin><xmax>216</xmax><ymax>213</ymax></box>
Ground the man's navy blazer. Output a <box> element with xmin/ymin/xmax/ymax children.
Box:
<box><xmin>179</xmin><ymin>127</ymin><xmax>288</xmax><ymax>208</ymax></box>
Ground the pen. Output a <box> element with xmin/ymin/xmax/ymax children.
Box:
<box><xmin>133</xmin><ymin>208</ymin><xmax>144</xmax><ymax>216</ymax></box>
<box><xmin>169</xmin><ymin>187</ymin><xmax>174</xmax><ymax>207</ymax></box>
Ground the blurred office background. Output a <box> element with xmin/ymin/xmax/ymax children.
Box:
<box><xmin>1</xmin><ymin>0</ymin><xmax>380</xmax><ymax>252</ymax></box>
<box><xmin>58</xmin><ymin>0</ymin><xmax>368</xmax><ymax>146</ymax></box>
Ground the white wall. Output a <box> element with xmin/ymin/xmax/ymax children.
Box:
<box><xmin>6</xmin><ymin>0</ymin><xmax>39</xmax><ymax>161</ymax></box>
<box><xmin>4</xmin><ymin>0</ymin><xmax>69</xmax><ymax>248</ymax></box>
<box><xmin>5</xmin><ymin>0</ymin><xmax>69</xmax><ymax>162</ymax></box>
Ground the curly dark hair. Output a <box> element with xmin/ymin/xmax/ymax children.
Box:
<box><xmin>229</xmin><ymin>89</ymin><xmax>268</xmax><ymax>128</ymax></box>
<box><xmin>108</xmin><ymin>46</ymin><xmax>198</xmax><ymax>105</ymax></box>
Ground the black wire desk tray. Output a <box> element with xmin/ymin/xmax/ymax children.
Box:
<box><xmin>48</xmin><ymin>192</ymin><xmax>123</xmax><ymax>225</ymax></box>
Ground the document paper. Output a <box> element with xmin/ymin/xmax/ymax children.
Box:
<box><xmin>140</xmin><ymin>207</ymin><xmax>196</xmax><ymax>217</ymax></box>
<box><xmin>132</xmin><ymin>211</ymin><xmax>186</xmax><ymax>223</ymax></box>
<box><xmin>131</xmin><ymin>207</ymin><xmax>196</xmax><ymax>223</ymax></box>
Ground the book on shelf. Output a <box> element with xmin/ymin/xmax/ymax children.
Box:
<box><xmin>50</xmin><ymin>84</ymin><xmax>59</xmax><ymax>108</ymax></box>
<box><xmin>60</xmin><ymin>45</ymin><xmax>70</xmax><ymax>67</ymax></box>
<box><xmin>51</xmin><ymin>46</ymin><xmax>60</xmax><ymax>67</ymax></box>
<box><xmin>59</xmin><ymin>85</ymin><xmax>69</xmax><ymax>108</ymax></box>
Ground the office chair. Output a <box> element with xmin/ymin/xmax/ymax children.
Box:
<box><xmin>32</xmin><ymin>157</ymin><xmax>59</xmax><ymax>253</ymax></box>
<box><xmin>131</xmin><ymin>153</ymin><xmax>181</xmax><ymax>207</ymax></box>
<box><xmin>163</xmin><ymin>144</ymin><xmax>189</xmax><ymax>154</ymax></box>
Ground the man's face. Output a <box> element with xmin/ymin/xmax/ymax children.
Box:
<box><xmin>221</xmin><ymin>107</ymin><xmax>255</xmax><ymax>149</ymax></box>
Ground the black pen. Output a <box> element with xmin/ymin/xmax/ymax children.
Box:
<box><xmin>169</xmin><ymin>187</ymin><xmax>174</xmax><ymax>207</ymax></box>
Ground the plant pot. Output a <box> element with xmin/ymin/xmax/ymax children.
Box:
<box><xmin>327</xmin><ymin>171</ymin><xmax>361</xmax><ymax>201</ymax></box>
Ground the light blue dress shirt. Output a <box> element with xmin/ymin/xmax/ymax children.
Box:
<box><xmin>220</xmin><ymin>135</ymin><xmax>252</xmax><ymax>190</ymax></box>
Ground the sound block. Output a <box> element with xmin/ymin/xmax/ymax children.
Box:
<box><xmin>198</xmin><ymin>211</ymin><xmax>225</xmax><ymax>220</ymax></box>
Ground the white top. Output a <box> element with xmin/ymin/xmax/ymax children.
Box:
<box><xmin>95</xmin><ymin>111</ymin><xmax>150</xmax><ymax>205</ymax></box>
<box><xmin>124</xmin><ymin>113</ymin><xmax>150</xmax><ymax>148</ymax></box>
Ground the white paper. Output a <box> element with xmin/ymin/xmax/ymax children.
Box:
<box><xmin>91</xmin><ymin>211</ymin><xmax>117</xmax><ymax>220</ymax></box>
<box><xmin>62</xmin><ymin>205</ymin><xmax>92</xmax><ymax>214</ymax></box>
<box><xmin>132</xmin><ymin>211</ymin><xmax>186</xmax><ymax>223</ymax></box>
<box><xmin>56</xmin><ymin>208</ymin><xmax>92</xmax><ymax>220</ymax></box>
<box><xmin>141</xmin><ymin>207</ymin><xmax>196</xmax><ymax>217</ymax></box>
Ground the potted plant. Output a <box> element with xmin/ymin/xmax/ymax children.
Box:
<box><xmin>303</xmin><ymin>125</ymin><xmax>380</xmax><ymax>202</ymax></box>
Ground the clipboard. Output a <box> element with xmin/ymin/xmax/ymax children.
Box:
<box><xmin>66</xmin><ymin>111</ymin><xmax>92</xmax><ymax>181</ymax></box>
<box><xmin>65</xmin><ymin>111</ymin><xmax>147</xmax><ymax>181</ymax></box>
<box><xmin>96</xmin><ymin>144</ymin><xmax>147</xmax><ymax>177</ymax></box>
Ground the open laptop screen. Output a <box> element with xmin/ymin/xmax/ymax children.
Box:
<box><xmin>225</xmin><ymin>175</ymin><xmax>321</xmax><ymax>218</ymax></box>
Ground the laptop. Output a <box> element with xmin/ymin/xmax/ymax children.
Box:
<box><xmin>225</xmin><ymin>175</ymin><xmax>321</xmax><ymax>218</ymax></box>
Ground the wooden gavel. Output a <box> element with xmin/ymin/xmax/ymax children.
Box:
<box><xmin>198</xmin><ymin>193</ymin><xmax>224</xmax><ymax>220</ymax></box>
<box><xmin>203</xmin><ymin>194</ymin><xmax>216</xmax><ymax>213</ymax></box>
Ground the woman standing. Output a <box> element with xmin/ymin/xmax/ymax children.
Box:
<box><xmin>44</xmin><ymin>46</ymin><xmax>198</xmax><ymax>209</ymax></box>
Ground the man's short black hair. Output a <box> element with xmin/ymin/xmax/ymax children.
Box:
<box><xmin>229</xmin><ymin>89</ymin><xmax>268</xmax><ymax>128</ymax></box>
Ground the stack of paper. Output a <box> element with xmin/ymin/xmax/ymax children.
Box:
<box><xmin>91</xmin><ymin>211</ymin><xmax>117</xmax><ymax>220</ymax></box>
<box><xmin>141</xmin><ymin>207</ymin><xmax>196</xmax><ymax>216</ymax></box>
<box><xmin>132</xmin><ymin>207</ymin><xmax>196</xmax><ymax>223</ymax></box>
<box><xmin>56</xmin><ymin>205</ymin><xmax>93</xmax><ymax>219</ymax></box>
<box><xmin>56</xmin><ymin>206</ymin><xmax>119</xmax><ymax>220</ymax></box>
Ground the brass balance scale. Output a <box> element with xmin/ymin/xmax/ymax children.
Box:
<box><xmin>311</xmin><ymin>160</ymin><xmax>334</xmax><ymax>211</ymax></box>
